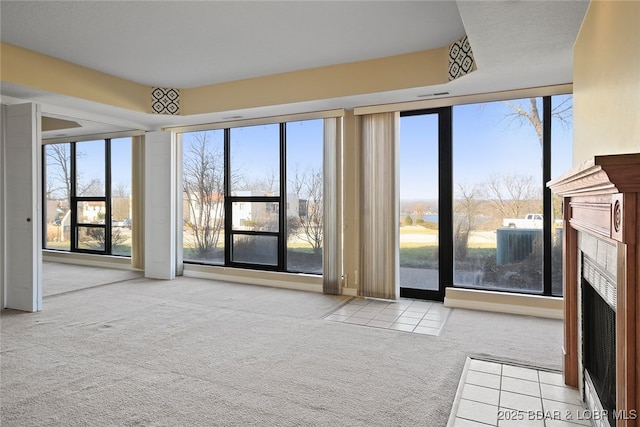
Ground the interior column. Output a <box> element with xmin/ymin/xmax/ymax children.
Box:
<box><xmin>144</xmin><ymin>130</ymin><xmax>176</xmax><ymax>280</ymax></box>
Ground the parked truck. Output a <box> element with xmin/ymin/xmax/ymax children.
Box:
<box><xmin>502</xmin><ymin>213</ymin><xmax>544</xmax><ymax>228</ymax></box>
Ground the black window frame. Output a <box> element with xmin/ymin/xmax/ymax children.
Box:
<box><xmin>184</xmin><ymin>121</ymin><xmax>323</xmax><ymax>274</ymax></box>
<box><xmin>400</xmin><ymin>95</ymin><xmax>567</xmax><ymax>299</ymax></box>
<box><xmin>42</xmin><ymin>138</ymin><xmax>128</xmax><ymax>257</ymax></box>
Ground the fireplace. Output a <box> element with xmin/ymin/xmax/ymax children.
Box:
<box><xmin>549</xmin><ymin>154</ymin><xmax>640</xmax><ymax>427</ymax></box>
<box><xmin>582</xmin><ymin>255</ymin><xmax>617</xmax><ymax>426</ymax></box>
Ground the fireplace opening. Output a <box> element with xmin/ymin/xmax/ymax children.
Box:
<box><xmin>582</xmin><ymin>278</ymin><xmax>616</xmax><ymax>426</ymax></box>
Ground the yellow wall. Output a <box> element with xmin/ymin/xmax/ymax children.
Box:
<box><xmin>1</xmin><ymin>43</ymin><xmax>150</xmax><ymax>113</ymax></box>
<box><xmin>2</xmin><ymin>41</ymin><xmax>449</xmax><ymax>117</ymax></box>
<box><xmin>182</xmin><ymin>48</ymin><xmax>449</xmax><ymax>115</ymax></box>
<box><xmin>573</xmin><ymin>1</ymin><xmax>640</xmax><ymax>166</ymax></box>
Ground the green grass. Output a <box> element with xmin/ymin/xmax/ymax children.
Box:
<box><xmin>400</xmin><ymin>245</ymin><xmax>496</xmax><ymax>269</ymax></box>
<box><xmin>399</xmin><ymin>226</ymin><xmax>438</xmax><ymax>235</ymax></box>
<box><xmin>399</xmin><ymin>245</ymin><xmax>437</xmax><ymax>268</ymax></box>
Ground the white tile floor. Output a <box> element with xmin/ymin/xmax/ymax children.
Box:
<box><xmin>449</xmin><ymin>358</ymin><xmax>589</xmax><ymax>427</ymax></box>
<box><xmin>324</xmin><ymin>297</ymin><xmax>452</xmax><ymax>335</ymax></box>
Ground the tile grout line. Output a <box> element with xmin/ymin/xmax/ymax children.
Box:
<box><xmin>539</xmin><ymin>369</ymin><xmax>547</xmax><ymax>427</ymax></box>
<box><xmin>324</xmin><ymin>298</ymin><xmax>450</xmax><ymax>337</ymax></box>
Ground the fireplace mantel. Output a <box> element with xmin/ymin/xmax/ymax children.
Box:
<box><xmin>548</xmin><ymin>153</ymin><xmax>639</xmax><ymax>426</ymax></box>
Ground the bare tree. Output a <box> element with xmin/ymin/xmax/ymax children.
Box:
<box><xmin>45</xmin><ymin>142</ymin><xmax>105</xmax><ymax>200</ymax></box>
<box><xmin>183</xmin><ymin>132</ymin><xmax>225</xmax><ymax>256</ymax></box>
<box><xmin>412</xmin><ymin>201</ymin><xmax>429</xmax><ymax>224</ymax></box>
<box><xmin>483</xmin><ymin>173</ymin><xmax>541</xmax><ymax>219</ymax></box>
<box><xmin>290</xmin><ymin>166</ymin><xmax>323</xmax><ymax>255</ymax></box>
<box><xmin>112</xmin><ymin>184</ymin><xmax>130</xmax><ymax>221</ymax></box>
<box><xmin>82</xmin><ymin>211</ymin><xmax>127</xmax><ymax>250</ymax></box>
<box><xmin>113</xmin><ymin>183</ymin><xmax>129</xmax><ymax>198</ymax></box>
<box><xmin>45</xmin><ymin>144</ymin><xmax>72</xmax><ymax>206</ymax></box>
<box><xmin>502</xmin><ymin>97</ymin><xmax>572</xmax><ymax>149</ymax></box>
<box><xmin>238</xmin><ymin>168</ymin><xmax>279</xmax><ymax>195</ymax></box>
<box><xmin>77</xmin><ymin>178</ymin><xmax>103</xmax><ymax>197</ymax></box>
<box><xmin>454</xmin><ymin>183</ymin><xmax>483</xmax><ymax>260</ymax></box>
<box><xmin>500</xmin><ymin>96</ymin><xmax>573</xmax><ymax>221</ymax></box>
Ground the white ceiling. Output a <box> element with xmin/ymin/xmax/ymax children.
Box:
<box><xmin>0</xmin><ymin>0</ymin><xmax>589</xmax><ymax>137</ymax></box>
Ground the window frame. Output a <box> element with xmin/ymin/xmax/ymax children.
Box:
<box><xmin>42</xmin><ymin>138</ymin><xmax>131</xmax><ymax>257</ymax></box>
<box><xmin>182</xmin><ymin>120</ymin><xmax>324</xmax><ymax>274</ymax></box>
<box><xmin>400</xmin><ymin>95</ymin><xmax>569</xmax><ymax>298</ymax></box>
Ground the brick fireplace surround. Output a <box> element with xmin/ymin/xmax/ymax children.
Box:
<box><xmin>549</xmin><ymin>154</ymin><xmax>640</xmax><ymax>427</ymax></box>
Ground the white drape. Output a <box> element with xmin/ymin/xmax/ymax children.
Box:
<box><xmin>359</xmin><ymin>112</ymin><xmax>399</xmax><ymax>300</ymax></box>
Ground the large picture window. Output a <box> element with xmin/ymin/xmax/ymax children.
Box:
<box><xmin>398</xmin><ymin>94</ymin><xmax>572</xmax><ymax>298</ymax></box>
<box><xmin>43</xmin><ymin>138</ymin><xmax>133</xmax><ymax>256</ymax></box>
<box><xmin>181</xmin><ymin>119</ymin><xmax>324</xmax><ymax>274</ymax></box>
<box><xmin>453</xmin><ymin>98</ymin><xmax>546</xmax><ymax>293</ymax></box>
<box><xmin>451</xmin><ymin>95</ymin><xmax>572</xmax><ymax>295</ymax></box>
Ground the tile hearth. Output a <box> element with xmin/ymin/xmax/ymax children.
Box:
<box><xmin>448</xmin><ymin>358</ymin><xmax>588</xmax><ymax>427</ymax></box>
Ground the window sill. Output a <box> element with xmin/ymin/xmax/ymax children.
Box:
<box><xmin>42</xmin><ymin>250</ymin><xmax>136</xmax><ymax>270</ymax></box>
<box><xmin>444</xmin><ymin>287</ymin><xmax>563</xmax><ymax>319</ymax></box>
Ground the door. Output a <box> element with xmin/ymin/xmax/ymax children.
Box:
<box><xmin>398</xmin><ymin>108</ymin><xmax>452</xmax><ymax>301</ymax></box>
<box><xmin>3</xmin><ymin>103</ymin><xmax>42</xmax><ymax>311</ymax></box>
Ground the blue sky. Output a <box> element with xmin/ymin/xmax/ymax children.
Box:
<box><xmin>182</xmin><ymin>119</ymin><xmax>324</xmax><ymax>194</ymax></box>
<box><xmin>73</xmin><ymin>137</ymin><xmax>132</xmax><ymax>195</ymax></box>
<box><xmin>400</xmin><ymin>95</ymin><xmax>573</xmax><ymax>200</ymax></box>
<box><xmin>90</xmin><ymin>96</ymin><xmax>572</xmax><ymax>200</ymax></box>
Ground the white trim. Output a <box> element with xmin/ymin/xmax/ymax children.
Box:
<box><xmin>42</xmin><ymin>130</ymin><xmax>144</xmax><ymax>144</ymax></box>
<box><xmin>354</xmin><ymin>84</ymin><xmax>573</xmax><ymax>116</ymax></box>
<box><xmin>444</xmin><ymin>287</ymin><xmax>563</xmax><ymax>319</ymax></box>
<box><xmin>1</xmin><ymin>104</ymin><xmax>5</xmax><ymax>309</ymax></box>
<box><xmin>166</xmin><ymin>109</ymin><xmax>345</xmax><ymax>133</ymax></box>
<box><xmin>183</xmin><ymin>264</ymin><xmax>323</xmax><ymax>293</ymax></box>
<box><xmin>446</xmin><ymin>357</ymin><xmax>473</xmax><ymax>427</ymax></box>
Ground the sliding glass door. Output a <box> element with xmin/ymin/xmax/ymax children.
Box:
<box><xmin>399</xmin><ymin>108</ymin><xmax>452</xmax><ymax>301</ymax></box>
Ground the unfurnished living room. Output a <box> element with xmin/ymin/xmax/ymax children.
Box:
<box><xmin>1</xmin><ymin>1</ymin><xmax>639</xmax><ymax>426</ymax></box>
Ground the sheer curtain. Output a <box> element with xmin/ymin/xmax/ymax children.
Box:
<box><xmin>323</xmin><ymin>117</ymin><xmax>341</xmax><ymax>294</ymax></box>
<box><xmin>359</xmin><ymin>112</ymin><xmax>399</xmax><ymax>300</ymax></box>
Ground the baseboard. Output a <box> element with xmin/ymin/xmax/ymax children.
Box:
<box><xmin>43</xmin><ymin>250</ymin><xmax>137</xmax><ymax>270</ymax></box>
<box><xmin>183</xmin><ymin>264</ymin><xmax>323</xmax><ymax>293</ymax></box>
<box><xmin>341</xmin><ymin>287</ymin><xmax>358</xmax><ymax>297</ymax></box>
<box><xmin>444</xmin><ymin>287</ymin><xmax>563</xmax><ymax>319</ymax></box>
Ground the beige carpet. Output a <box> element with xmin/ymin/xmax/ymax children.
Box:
<box><xmin>42</xmin><ymin>262</ymin><xmax>143</xmax><ymax>297</ymax></box>
<box><xmin>1</xmin><ymin>269</ymin><xmax>563</xmax><ymax>426</ymax></box>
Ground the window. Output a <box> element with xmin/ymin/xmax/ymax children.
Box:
<box><xmin>286</xmin><ymin>119</ymin><xmax>323</xmax><ymax>273</ymax></box>
<box><xmin>398</xmin><ymin>95</ymin><xmax>572</xmax><ymax>297</ymax></box>
<box><xmin>452</xmin><ymin>96</ymin><xmax>572</xmax><ymax>295</ymax></box>
<box><xmin>399</xmin><ymin>112</ymin><xmax>440</xmax><ymax>292</ymax></box>
<box><xmin>181</xmin><ymin>119</ymin><xmax>324</xmax><ymax>274</ymax></box>
<box><xmin>551</xmin><ymin>94</ymin><xmax>573</xmax><ymax>296</ymax></box>
<box><xmin>43</xmin><ymin>138</ymin><xmax>132</xmax><ymax>256</ymax></box>
<box><xmin>229</xmin><ymin>124</ymin><xmax>281</xmax><ymax>267</ymax></box>
<box><xmin>182</xmin><ymin>130</ymin><xmax>225</xmax><ymax>264</ymax></box>
<box><xmin>453</xmin><ymin>98</ymin><xmax>545</xmax><ymax>293</ymax></box>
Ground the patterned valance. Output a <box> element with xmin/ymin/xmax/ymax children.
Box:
<box><xmin>151</xmin><ymin>87</ymin><xmax>180</xmax><ymax>115</ymax></box>
<box><xmin>448</xmin><ymin>35</ymin><xmax>476</xmax><ymax>81</ymax></box>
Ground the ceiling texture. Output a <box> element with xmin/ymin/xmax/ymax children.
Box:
<box><xmin>1</xmin><ymin>0</ymin><xmax>589</xmax><ymax>137</ymax></box>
